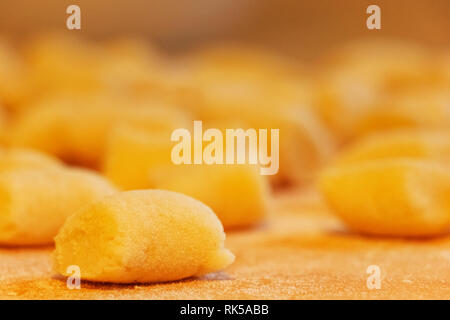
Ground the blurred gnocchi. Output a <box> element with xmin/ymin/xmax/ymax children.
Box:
<box><xmin>0</xmin><ymin>33</ymin><xmax>446</xmax><ymax>256</ymax></box>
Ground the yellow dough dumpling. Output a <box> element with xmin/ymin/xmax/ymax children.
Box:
<box><xmin>153</xmin><ymin>165</ymin><xmax>270</xmax><ymax>229</ymax></box>
<box><xmin>53</xmin><ymin>190</ymin><xmax>234</xmax><ymax>283</ymax></box>
<box><xmin>0</xmin><ymin>168</ymin><xmax>116</xmax><ymax>245</ymax></box>
<box><xmin>103</xmin><ymin>127</ymin><xmax>270</xmax><ymax>229</ymax></box>
<box><xmin>0</xmin><ymin>147</ymin><xmax>62</xmax><ymax>170</ymax></box>
<box><xmin>319</xmin><ymin>159</ymin><xmax>450</xmax><ymax>237</ymax></box>
<box><xmin>8</xmin><ymin>94</ymin><xmax>190</xmax><ymax>166</ymax></box>
<box><xmin>103</xmin><ymin>126</ymin><xmax>173</xmax><ymax>190</ymax></box>
<box><xmin>334</xmin><ymin>130</ymin><xmax>450</xmax><ymax>166</ymax></box>
<box><xmin>351</xmin><ymin>90</ymin><xmax>450</xmax><ymax>138</ymax></box>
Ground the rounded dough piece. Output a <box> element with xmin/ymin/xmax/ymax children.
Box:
<box><xmin>53</xmin><ymin>190</ymin><xmax>235</xmax><ymax>283</ymax></box>
<box><xmin>103</xmin><ymin>127</ymin><xmax>270</xmax><ymax>229</ymax></box>
<box><xmin>181</xmin><ymin>80</ymin><xmax>334</xmax><ymax>186</ymax></box>
<box><xmin>7</xmin><ymin>94</ymin><xmax>190</xmax><ymax>166</ymax></box>
<box><xmin>0</xmin><ymin>168</ymin><xmax>117</xmax><ymax>245</ymax></box>
<box><xmin>23</xmin><ymin>34</ymin><xmax>167</xmax><ymax>103</ymax></box>
<box><xmin>351</xmin><ymin>90</ymin><xmax>450</xmax><ymax>139</ymax></box>
<box><xmin>0</xmin><ymin>148</ymin><xmax>62</xmax><ymax>170</ymax></box>
<box><xmin>319</xmin><ymin>159</ymin><xmax>450</xmax><ymax>237</ymax></box>
<box><xmin>334</xmin><ymin>130</ymin><xmax>450</xmax><ymax>166</ymax></box>
<box><xmin>103</xmin><ymin>126</ymin><xmax>173</xmax><ymax>190</ymax></box>
<box><xmin>153</xmin><ymin>165</ymin><xmax>270</xmax><ymax>229</ymax></box>
<box><xmin>174</xmin><ymin>43</ymin><xmax>328</xmax><ymax>186</ymax></box>
<box><xmin>24</xmin><ymin>33</ymin><xmax>104</xmax><ymax>95</ymax></box>
<box><xmin>314</xmin><ymin>40</ymin><xmax>440</xmax><ymax>142</ymax></box>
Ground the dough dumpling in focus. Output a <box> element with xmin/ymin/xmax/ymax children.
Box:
<box><xmin>53</xmin><ymin>190</ymin><xmax>234</xmax><ymax>283</ymax></box>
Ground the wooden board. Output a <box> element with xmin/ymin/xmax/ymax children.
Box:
<box><xmin>1</xmin><ymin>189</ymin><xmax>449</xmax><ymax>299</ymax></box>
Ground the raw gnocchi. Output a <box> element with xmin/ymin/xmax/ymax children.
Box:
<box><xmin>0</xmin><ymin>168</ymin><xmax>116</xmax><ymax>245</ymax></box>
<box><xmin>319</xmin><ymin>159</ymin><xmax>450</xmax><ymax>237</ymax></box>
<box><xmin>53</xmin><ymin>190</ymin><xmax>234</xmax><ymax>283</ymax></box>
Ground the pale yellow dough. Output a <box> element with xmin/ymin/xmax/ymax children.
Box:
<box><xmin>0</xmin><ymin>168</ymin><xmax>116</xmax><ymax>245</ymax></box>
<box><xmin>7</xmin><ymin>94</ymin><xmax>190</xmax><ymax>166</ymax></box>
<box><xmin>0</xmin><ymin>147</ymin><xmax>62</xmax><ymax>170</ymax></box>
<box><xmin>153</xmin><ymin>165</ymin><xmax>270</xmax><ymax>229</ymax></box>
<box><xmin>103</xmin><ymin>127</ymin><xmax>270</xmax><ymax>229</ymax></box>
<box><xmin>334</xmin><ymin>130</ymin><xmax>450</xmax><ymax>166</ymax></box>
<box><xmin>319</xmin><ymin>159</ymin><xmax>450</xmax><ymax>237</ymax></box>
<box><xmin>53</xmin><ymin>190</ymin><xmax>235</xmax><ymax>283</ymax></box>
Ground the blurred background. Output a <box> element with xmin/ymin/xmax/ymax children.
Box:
<box><xmin>0</xmin><ymin>0</ymin><xmax>449</xmax><ymax>59</ymax></box>
<box><xmin>0</xmin><ymin>0</ymin><xmax>448</xmax><ymax>191</ymax></box>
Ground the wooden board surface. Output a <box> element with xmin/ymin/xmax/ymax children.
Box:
<box><xmin>1</xmin><ymin>189</ymin><xmax>450</xmax><ymax>300</ymax></box>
